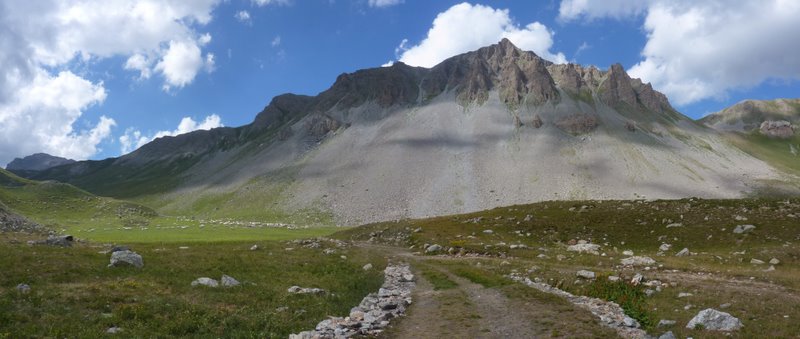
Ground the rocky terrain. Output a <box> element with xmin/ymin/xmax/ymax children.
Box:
<box><xmin>22</xmin><ymin>40</ymin><xmax>800</xmax><ymax>225</ymax></box>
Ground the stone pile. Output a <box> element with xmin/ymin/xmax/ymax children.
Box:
<box><xmin>508</xmin><ymin>273</ymin><xmax>649</xmax><ymax>339</ymax></box>
<box><xmin>290</xmin><ymin>263</ymin><xmax>415</xmax><ymax>339</ymax></box>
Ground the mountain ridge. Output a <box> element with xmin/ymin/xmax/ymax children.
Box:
<box><xmin>25</xmin><ymin>39</ymin><xmax>800</xmax><ymax>225</ymax></box>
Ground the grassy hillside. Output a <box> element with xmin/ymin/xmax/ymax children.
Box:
<box><xmin>1</xmin><ymin>169</ymin><xmax>338</xmax><ymax>242</ymax></box>
<box><xmin>335</xmin><ymin>198</ymin><xmax>800</xmax><ymax>337</ymax></box>
<box><xmin>726</xmin><ymin>132</ymin><xmax>800</xmax><ymax>177</ymax></box>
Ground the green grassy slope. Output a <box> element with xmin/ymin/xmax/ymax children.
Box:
<box><xmin>335</xmin><ymin>198</ymin><xmax>800</xmax><ymax>337</ymax></box>
<box><xmin>726</xmin><ymin>132</ymin><xmax>800</xmax><ymax>177</ymax></box>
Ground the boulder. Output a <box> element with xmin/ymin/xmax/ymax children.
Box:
<box><xmin>621</xmin><ymin>256</ymin><xmax>656</xmax><ymax>266</ymax></box>
<box><xmin>686</xmin><ymin>308</ymin><xmax>743</xmax><ymax>331</ymax></box>
<box><xmin>191</xmin><ymin>277</ymin><xmax>219</xmax><ymax>288</ymax></box>
<box><xmin>108</xmin><ymin>250</ymin><xmax>143</xmax><ymax>268</ymax></box>
<box><xmin>45</xmin><ymin>235</ymin><xmax>74</xmax><ymax>247</ymax></box>
<box><xmin>659</xmin><ymin>243</ymin><xmax>672</xmax><ymax>252</ymax></box>
<box><xmin>733</xmin><ymin>224</ymin><xmax>756</xmax><ymax>234</ymax></box>
<box><xmin>675</xmin><ymin>248</ymin><xmax>690</xmax><ymax>257</ymax></box>
<box><xmin>567</xmin><ymin>243</ymin><xmax>601</xmax><ymax>255</ymax></box>
<box><xmin>363</xmin><ymin>263</ymin><xmax>373</xmax><ymax>271</ymax></box>
<box><xmin>658</xmin><ymin>331</ymin><xmax>676</xmax><ymax>339</ymax></box>
<box><xmin>425</xmin><ymin>244</ymin><xmax>442</xmax><ymax>253</ymax></box>
<box><xmin>576</xmin><ymin>270</ymin><xmax>596</xmax><ymax>279</ymax></box>
<box><xmin>221</xmin><ymin>275</ymin><xmax>241</xmax><ymax>287</ymax></box>
<box><xmin>769</xmin><ymin>258</ymin><xmax>780</xmax><ymax>265</ymax></box>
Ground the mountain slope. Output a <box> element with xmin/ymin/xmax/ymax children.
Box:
<box><xmin>701</xmin><ymin>98</ymin><xmax>800</xmax><ymax>176</ymax></box>
<box><xmin>6</xmin><ymin>153</ymin><xmax>76</xmax><ymax>177</ymax></box>
<box><xmin>0</xmin><ymin>168</ymin><xmax>156</xmax><ymax>231</ymax></box>
<box><xmin>30</xmin><ymin>40</ymin><xmax>799</xmax><ymax>225</ymax></box>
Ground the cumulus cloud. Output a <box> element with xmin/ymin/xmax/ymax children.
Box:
<box><xmin>156</xmin><ymin>39</ymin><xmax>216</xmax><ymax>90</ymax></box>
<box><xmin>559</xmin><ymin>0</ymin><xmax>800</xmax><ymax>105</ymax></box>
<box><xmin>0</xmin><ymin>1</ymin><xmax>220</xmax><ymax>164</ymax></box>
<box><xmin>394</xmin><ymin>3</ymin><xmax>566</xmax><ymax>68</ymax></box>
<box><xmin>235</xmin><ymin>10</ymin><xmax>251</xmax><ymax>24</ymax></box>
<box><xmin>558</xmin><ymin>0</ymin><xmax>649</xmax><ymax>21</ymax></box>
<box><xmin>368</xmin><ymin>0</ymin><xmax>403</xmax><ymax>8</ymax></box>
<box><xmin>0</xmin><ymin>70</ymin><xmax>113</xmax><ymax>164</ymax></box>
<box><xmin>120</xmin><ymin>115</ymin><xmax>223</xmax><ymax>154</ymax></box>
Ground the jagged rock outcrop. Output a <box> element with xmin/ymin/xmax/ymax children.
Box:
<box><xmin>759</xmin><ymin>120</ymin><xmax>794</xmax><ymax>138</ymax></box>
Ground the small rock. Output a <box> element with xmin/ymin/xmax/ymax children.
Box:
<box><xmin>567</xmin><ymin>243</ymin><xmax>601</xmax><ymax>255</ymax></box>
<box><xmin>658</xmin><ymin>331</ymin><xmax>676</xmax><ymax>339</ymax></box>
<box><xmin>686</xmin><ymin>308</ymin><xmax>743</xmax><ymax>331</ymax></box>
<box><xmin>659</xmin><ymin>243</ymin><xmax>672</xmax><ymax>252</ymax></box>
<box><xmin>750</xmin><ymin>258</ymin><xmax>765</xmax><ymax>265</ymax></box>
<box><xmin>631</xmin><ymin>273</ymin><xmax>644</xmax><ymax>286</ymax></box>
<box><xmin>191</xmin><ymin>277</ymin><xmax>219</xmax><ymax>287</ymax></box>
<box><xmin>666</xmin><ymin>223</ymin><xmax>683</xmax><ymax>228</ymax></box>
<box><xmin>44</xmin><ymin>235</ymin><xmax>74</xmax><ymax>247</ymax></box>
<box><xmin>658</xmin><ymin>319</ymin><xmax>677</xmax><ymax>327</ymax></box>
<box><xmin>765</xmin><ymin>265</ymin><xmax>776</xmax><ymax>272</ymax></box>
<box><xmin>678</xmin><ymin>292</ymin><xmax>693</xmax><ymax>298</ymax></box>
<box><xmin>621</xmin><ymin>256</ymin><xmax>656</xmax><ymax>266</ymax></box>
<box><xmin>732</xmin><ymin>224</ymin><xmax>756</xmax><ymax>234</ymax></box>
<box><xmin>623</xmin><ymin>250</ymin><xmax>634</xmax><ymax>256</ymax></box>
<box><xmin>108</xmin><ymin>250</ymin><xmax>144</xmax><ymax>268</ymax></box>
<box><xmin>221</xmin><ymin>275</ymin><xmax>240</xmax><ymax>287</ymax></box>
<box><xmin>769</xmin><ymin>258</ymin><xmax>780</xmax><ymax>265</ymax></box>
<box><xmin>288</xmin><ymin>286</ymin><xmax>326</xmax><ymax>295</ymax></box>
<box><xmin>576</xmin><ymin>270</ymin><xmax>596</xmax><ymax>279</ymax></box>
<box><xmin>675</xmin><ymin>248</ymin><xmax>690</xmax><ymax>257</ymax></box>
<box><xmin>719</xmin><ymin>303</ymin><xmax>731</xmax><ymax>309</ymax></box>
<box><xmin>250</xmin><ymin>244</ymin><xmax>259</xmax><ymax>251</ymax></box>
<box><xmin>106</xmin><ymin>327</ymin><xmax>122</xmax><ymax>334</ymax></box>
<box><xmin>16</xmin><ymin>283</ymin><xmax>31</xmax><ymax>294</ymax></box>
<box><xmin>363</xmin><ymin>263</ymin><xmax>373</xmax><ymax>271</ymax></box>
<box><xmin>425</xmin><ymin>244</ymin><xmax>442</xmax><ymax>253</ymax></box>
<box><xmin>482</xmin><ymin>229</ymin><xmax>494</xmax><ymax>234</ymax></box>
<box><xmin>608</xmin><ymin>276</ymin><xmax>620</xmax><ymax>282</ymax></box>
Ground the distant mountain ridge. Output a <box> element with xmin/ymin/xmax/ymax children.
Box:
<box><xmin>25</xmin><ymin>39</ymin><xmax>799</xmax><ymax>225</ymax></box>
<box><xmin>6</xmin><ymin>153</ymin><xmax>75</xmax><ymax>177</ymax></box>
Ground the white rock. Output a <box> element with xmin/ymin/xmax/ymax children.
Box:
<box><xmin>678</xmin><ymin>292</ymin><xmax>693</xmax><ymax>298</ymax></box>
<box><xmin>659</xmin><ymin>243</ymin><xmax>672</xmax><ymax>252</ymax></box>
<box><xmin>750</xmin><ymin>258</ymin><xmax>765</xmax><ymax>265</ymax></box>
<box><xmin>363</xmin><ymin>263</ymin><xmax>373</xmax><ymax>271</ymax></box>
<box><xmin>658</xmin><ymin>319</ymin><xmax>677</xmax><ymax>327</ymax></box>
<box><xmin>425</xmin><ymin>244</ymin><xmax>442</xmax><ymax>253</ymax></box>
<box><xmin>666</xmin><ymin>223</ymin><xmax>683</xmax><ymax>228</ymax></box>
<box><xmin>191</xmin><ymin>277</ymin><xmax>219</xmax><ymax>288</ymax></box>
<box><xmin>686</xmin><ymin>308</ymin><xmax>743</xmax><ymax>331</ymax></box>
<box><xmin>621</xmin><ymin>256</ymin><xmax>656</xmax><ymax>266</ymax></box>
<box><xmin>608</xmin><ymin>276</ymin><xmax>620</xmax><ymax>282</ymax></box>
<box><xmin>623</xmin><ymin>250</ymin><xmax>634</xmax><ymax>256</ymax></box>
<box><xmin>108</xmin><ymin>250</ymin><xmax>144</xmax><ymax>268</ymax></box>
<box><xmin>769</xmin><ymin>258</ymin><xmax>780</xmax><ymax>265</ymax></box>
<box><xmin>106</xmin><ymin>327</ymin><xmax>122</xmax><ymax>334</ymax></box>
<box><xmin>221</xmin><ymin>274</ymin><xmax>241</xmax><ymax>287</ymax></box>
<box><xmin>576</xmin><ymin>270</ymin><xmax>596</xmax><ymax>279</ymax></box>
<box><xmin>250</xmin><ymin>244</ymin><xmax>259</xmax><ymax>251</ymax></box>
<box><xmin>732</xmin><ymin>224</ymin><xmax>756</xmax><ymax>234</ymax></box>
<box><xmin>675</xmin><ymin>248</ymin><xmax>690</xmax><ymax>257</ymax></box>
<box><xmin>631</xmin><ymin>273</ymin><xmax>644</xmax><ymax>286</ymax></box>
<box><xmin>482</xmin><ymin>229</ymin><xmax>494</xmax><ymax>234</ymax></box>
<box><xmin>567</xmin><ymin>243</ymin><xmax>601</xmax><ymax>255</ymax></box>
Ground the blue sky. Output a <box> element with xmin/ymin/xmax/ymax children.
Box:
<box><xmin>1</xmin><ymin>1</ymin><xmax>799</xmax><ymax>166</ymax></box>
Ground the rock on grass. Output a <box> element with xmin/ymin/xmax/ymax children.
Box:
<box><xmin>686</xmin><ymin>308</ymin><xmax>743</xmax><ymax>331</ymax></box>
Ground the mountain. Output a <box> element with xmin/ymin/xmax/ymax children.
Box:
<box><xmin>6</xmin><ymin>153</ymin><xmax>76</xmax><ymax>177</ymax></box>
<box><xmin>28</xmin><ymin>39</ymin><xmax>799</xmax><ymax>225</ymax></box>
<box><xmin>700</xmin><ymin>98</ymin><xmax>800</xmax><ymax>134</ymax></box>
<box><xmin>700</xmin><ymin>98</ymin><xmax>800</xmax><ymax>176</ymax></box>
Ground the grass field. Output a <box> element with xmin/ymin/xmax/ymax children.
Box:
<box><xmin>336</xmin><ymin>198</ymin><xmax>800</xmax><ymax>337</ymax></box>
<box><xmin>0</xmin><ymin>234</ymin><xmax>384</xmax><ymax>338</ymax></box>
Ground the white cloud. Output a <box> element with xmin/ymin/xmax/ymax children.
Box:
<box><xmin>252</xmin><ymin>0</ymin><xmax>290</xmax><ymax>6</ymax></box>
<box><xmin>120</xmin><ymin>114</ymin><xmax>223</xmax><ymax>154</ymax></box>
<box><xmin>0</xmin><ymin>1</ymin><xmax>221</xmax><ymax>164</ymax></box>
<box><xmin>559</xmin><ymin>0</ymin><xmax>800</xmax><ymax>105</ymax></box>
<box><xmin>271</xmin><ymin>35</ymin><xmax>282</xmax><ymax>47</ymax></box>
<box><xmin>235</xmin><ymin>10</ymin><xmax>251</xmax><ymax>24</ymax></box>
<box><xmin>395</xmin><ymin>3</ymin><xmax>566</xmax><ymax>68</ymax></box>
<box><xmin>155</xmin><ymin>38</ymin><xmax>216</xmax><ymax>91</ymax></box>
<box><xmin>368</xmin><ymin>0</ymin><xmax>403</xmax><ymax>8</ymax></box>
<box><xmin>558</xmin><ymin>0</ymin><xmax>649</xmax><ymax>21</ymax></box>
<box><xmin>0</xmin><ymin>70</ymin><xmax>113</xmax><ymax>164</ymax></box>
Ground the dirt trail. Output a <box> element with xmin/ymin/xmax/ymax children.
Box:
<box><xmin>367</xmin><ymin>243</ymin><xmax>619</xmax><ymax>338</ymax></box>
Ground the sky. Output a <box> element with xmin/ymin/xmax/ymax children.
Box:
<box><xmin>1</xmin><ymin>0</ymin><xmax>799</xmax><ymax>166</ymax></box>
